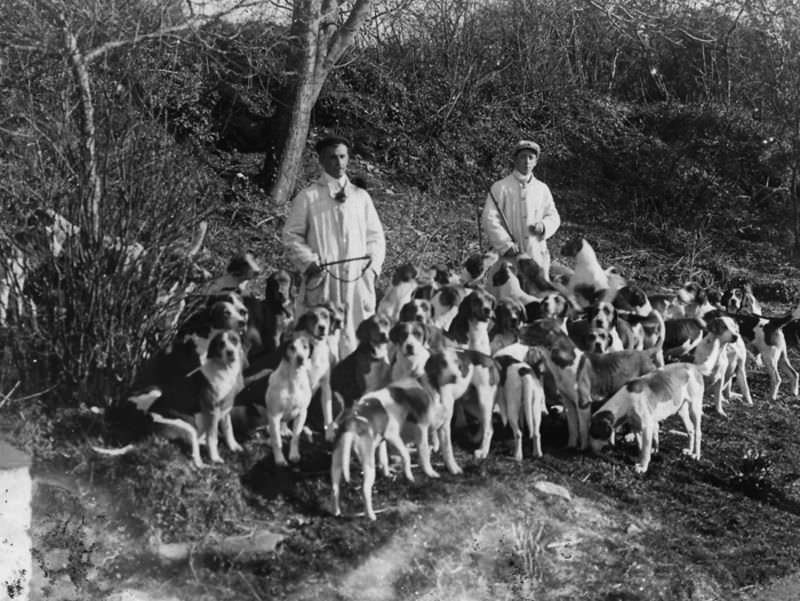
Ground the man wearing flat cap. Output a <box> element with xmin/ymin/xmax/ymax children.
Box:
<box><xmin>482</xmin><ymin>139</ymin><xmax>561</xmax><ymax>276</ymax></box>
<box><xmin>283</xmin><ymin>135</ymin><xmax>386</xmax><ymax>359</ymax></box>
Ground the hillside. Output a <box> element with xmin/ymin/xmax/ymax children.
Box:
<box><xmin>7</xmin><ymin>137</ymin><xmax>800</xmax><ymax>599</ymax></box>
<box><xmin>4</xmin><ymin>1</ymin><xmax>800</xmax><ymax>598</ymax></box>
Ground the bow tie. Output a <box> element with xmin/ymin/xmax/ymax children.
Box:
<box><xmin>334</xmin><ymin>187</ymin><xmax>347</xmax><ymax>203</ymax></box>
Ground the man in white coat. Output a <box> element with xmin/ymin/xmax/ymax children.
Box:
<box><xmin>482</xmin><ymin>140</ymin><xmax>561</xmax><ymax>276</ymax></box>
<box><xmin>283</xmin><ymin>136</ymin><xmax>386</xmax><ymax>358</ymax></box>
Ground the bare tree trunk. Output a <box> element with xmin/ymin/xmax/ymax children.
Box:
<box><xmin>63</xmin><ymin>24</ymin><xmax>101</xmax><ymax>240</ymax></box>
<box><xmin>263</xmin><ymin>0</ymin><xmax>374</xmax><ymax>204</ymax></box>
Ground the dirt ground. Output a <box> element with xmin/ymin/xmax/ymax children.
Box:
<box><xmin>8</xmin><ymin>185</ymin><xmax>800</xmax><ymax>600</ymax></box>
<box><xmin>22</xmin><ymin>358</ymin><xmax>800</xmax><ymax>601</ymax></box>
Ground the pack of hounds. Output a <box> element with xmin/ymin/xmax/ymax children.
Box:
<box><xmin>85</xmin><ymin>234</ymin><xmax>800</xmax><ymax>521</ymax></box>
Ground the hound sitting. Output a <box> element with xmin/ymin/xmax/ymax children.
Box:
<box><xmin>330</xmin><ymin>351</ymin><xmax>460</xmax><ymax>520</ymax></box>
<box><xmin>561</xmin><ymin>235</ymin><xmax>610</xmax><ymax>308</ymax></box>
<box><xmin>265</xmin><ymin>336</ymin><xmax>313</xmax><ymax>466</ymax></box>
<box><xmin>119</xmin><ymin>330</ymin><xmax>245</xmax><ymax>468</ymax></box>
<box><xmin>199</xmin><ymin>252</ymin><xmax>261</xmax><ymax>296</ymax></box>
<box><xmin>377</xmin><ymin>262</ymin><xmax>419</xmax><ymax>322</ymax></box>
<box><xmin>390</xmin><ymin>321</ymin><xmax>431</xmax><ymax>380</ymax></box>
<box><xmin>461</xmin><ymin>250</ymin><xmax>499</xmax><ymax>287</ymax></box>
<box><xmin>589</xmin><ymin>362</ymin><xmax>704</xmax><ymax>473</ymax></box>
<box><xmin>429</xmin><ymin>285</ymin><xmax>466</xmax><ymax>330</ymax></box>
<box><xmin>243</xmin><ymin>269</ymin><xmax>295</xmax><ymax>360</ymax></box>
<box><xmin>295</xmin><ymin>305</ymin><xmax>338</xmax><ymax>433</ymax></box>
<box><xmin>488</xmin><ymin>260</ymin><xmax>540</xmax><ymax>305</ymax></box>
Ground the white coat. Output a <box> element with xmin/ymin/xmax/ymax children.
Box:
<box><xmin>481</xmin><ymin>172</ymin><xmax>560</xmax><ymax>275</ymax></box>
<box><xmin>283</xmin><ymin>174</ymin><xmax>386</xmax><ymax>356</ymax></box>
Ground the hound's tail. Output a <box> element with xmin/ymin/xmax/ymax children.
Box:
<box><xmin>91</xmin><ymin>387</ymin><xmax>163</xmax><ymax>456</ymax></box>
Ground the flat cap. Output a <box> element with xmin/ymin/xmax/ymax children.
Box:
<box><xmin>315</xmin><ymin>135</ymin><xmax>351</xmax><ymax>154</ymax></box>
<box><xmin>513</xmin><ymin>140</ymin><xmax>541</xmax><ymax>157</ymax></box>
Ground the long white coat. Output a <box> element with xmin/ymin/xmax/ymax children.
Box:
<box><xmin>283</xmin><ymin>175</ymin><xmax>386</xmax><ymax>356</ymax></box>
<box><xmin>481</xmin><ymin>172</ymin><xmax>560</xmax><ymax>275</ymax></box>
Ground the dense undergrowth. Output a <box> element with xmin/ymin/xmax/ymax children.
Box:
<box><xmin>3</xmin><ymin>2</ymin><xmax>800</xmax><ymax>599</ymax></box>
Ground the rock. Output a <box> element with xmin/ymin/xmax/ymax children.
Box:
<box><xmin>107</xmin><ymin>589</ymin><xmax>182</xmax><ymax>601</ymax></box>
<box><xmin>533</xmin><ymin>481</ymin><xmax>572</xmax><ymax>502</ymax></box>
<box><xmin>626</xmin><ymin>523</ymin><xmax>643</xmax><ymax>535</ymax></box>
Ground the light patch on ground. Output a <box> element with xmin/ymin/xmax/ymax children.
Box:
<box><xmin>281</xmin><ymin>479</ymin><xmax>673</xmax><ymax>601</ymax></box>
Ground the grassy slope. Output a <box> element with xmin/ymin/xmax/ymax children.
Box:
<box><xmin>6</xmin><ymin>146</ymin><xmax>800</xmax><ymax>600</ymax></box>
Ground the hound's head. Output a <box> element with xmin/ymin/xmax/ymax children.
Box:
<box><xmin>707</xmin><ymin>315</ymin><xmax>739</xmax><ymax>344</ymax></box>
<box><xmin>418</xmin><ymin>263</ymin><xmax>459</xmax><ymax>288</ymax></box>
<box><xmin>457</xmin><ymin>288</ymin><xmax>495</xmax><ymax>323</ymax></box>
<box><xmin>208</xmin><ymin>291</ymin><xmax>249</xmax><ymax>324</ymax></box>
<box><xmin>540</xmin><ymin>293</ymin><xmax>570</xmax><ymax>321</ymax></box>
<box><xmin>614</xmin><ymin>285</ymin><xmax>651</xmax><ymax>316</ymax></box>
<box><xmin>265</xmin><ymin>269</ymin><xmax>295</xmax><ymax>313</ymax></box>
<box><xmin>587</xmin><ymin>301</ymin><xmax>617</xmax><ymax>331</ymax></box>
<box><xmin>677</xmin><ymin>282</ymin><xmax>702</xmax><ymax>305</ymax></box>
<box><xmin>462</xmin><ymin>250</ymin><xmax>498</xmax><ymax>283</ymax></box>
<box><xmin>741</xmin><ymin>284</ymin><xmax>761</xmax><ymax>315</ymax></box>
<box><xmin>390</xmin><ymin>320</ymin><xmax>428</xmax><ymax>358</ymax></box>
<box><xmin>588</xmin><ymin>410</ymin><xmax>616</xmax><ymax>454</ymax></box>
<box><xmin>391</xmin><ymin>262</ymin><xmax>418</xmax><ymax>286</ymax></box>
<box><xmin>560</xmin><ymin>235</ymin><xmax>586</xmax><ymax>259</ymax></box>
<box><xmin>586</xmin><ymin>328</ymin><xmax>613</xmax><ymax>353</ymax></box>
<box><xmin>399</xmin><ymin>298</ymin><xmax>433</xmax><ymax>325</ymax></box>
<box><xmin>296</xmin><ymin>306</ymin><xmax>332</xmax><ymax>340</ymax></box>
<box><xmin>208</xmin><ymin>300</ymin><xmax>248</xmax><ymax>332</ymax></box>
<box><xmin>317</xmin><ymin>301</ymin><xmax>346</xmax><ymax>334</ymax></box>
<box><xmin>281</xmin><ymin>334</ymin><xmax>311</xmax><ymax>368</ymax></box>
<box><xmin>424</xmin><ymin>350</ymin><xmax>461</xmax><ymax>388</ymax></box>
<box><xmin>226</xmin><ymin>252</ymin><xmax>261</xmax><ymax>282</ymax></box>
<box><xmin>494</xmin><ymin>298</ymin><xmax>526</xmax><ymax>335</ymax></box>
<box><xmin>355</xmin><ymin>313</ymin><xmax>392</xmax><ymax>359</ymax></box>
<box><xmin>207</xmin><ymin>330</ymin><xmax>243</xmax><ymax>366</ymax></box>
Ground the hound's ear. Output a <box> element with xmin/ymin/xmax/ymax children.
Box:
<box><xmin>295</xmin><ymin>312</ymin><xmax>313</xmax><ymax>333</ymax></box>
<box><xmin>355</xmin><ymin>316</ymin><xmax>372</xmax><ymax>342</ymax></box>
<box><xmin>492</xmin><ymin>262</ymin><xmax>511</xmax><ymax>287</ymax></box>
<box><xmin>589</xmin><ymin>411</ymin><xmax>614</xmax><ymax>441</ymax></box>
<box><xmin>389</xmin><ymin>323</ymin><xmax>404</xmax><ymax>345</ymax></box>
<box><xmin>278</xmin><ymin>338</ymin><xmax>291</xmax><ymax>361</ymax></box>
<box><xmin>707</xmin><ymin>317</ymin><xmax>724</xmax><ymax>336</ymax></box>
<box><xmin>418</xmin><ymin>322</ymin><xmax>430</xmax><ymax>346</ymax></box>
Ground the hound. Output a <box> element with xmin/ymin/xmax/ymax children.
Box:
<box><xmin>447</xmin><ymin>287</ymin><xmax>495</xmax><ymax>356</ymax></box>
<box><xmin>589</xmin><ymin>362</ymin><xmax>704</xmax><ymax>474</ymax></box>
<box><xmin>265</xmin><ymin>336</ymin><xmax>313</xmax><ymax>466</ymax></box>
<box><xmin>561</xmin><ymin>235</ymin><xmax>610</xmax><ymax>308</ymax></box>
<box><xmin>691</xmin><ymin>315</ymin><xmax>751</xmax><ymax>415</ymax></box>
<box><xmin>377</xmin><ymin>263</ymin><xmax>419</xmax><ymax>322</ymax></box>
<box><xmin>330</xmin><ymin>351</ymin><xmax>460</xmax><ymax>520</ymax></box>
<box><xmin>96</xmin><ymin>331</ymin><xmax>246</xmax><ymax>468</ymax></box>
<box><xmin>389</xmin><ymin>320</ymin><xmax>431</xmax><ymax>380</ymax></box>
<box><xmin>295</xmin><ymin>305</ymin><xmax>339</xmax><ymax>433</ymax></box>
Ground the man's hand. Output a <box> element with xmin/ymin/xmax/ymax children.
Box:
<box><xmin>305</xmin><ymin>262</ymin><xmax>323</xmax><ymax>278</ymax></box>
<box><xmin>503</xmin><ymin>243</ymin><xmax>520</xmax><ymax>258</ymax></box>
<box><xmin>528</xmin><ymin>222</ymin><xmax>545</xmax><ymax>237</ymax></box>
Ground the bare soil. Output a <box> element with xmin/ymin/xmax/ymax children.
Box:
<box><xmin>7</xmin><ymin>180</ymin><xmax>800</xmax><ymax>601</ymax></box>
